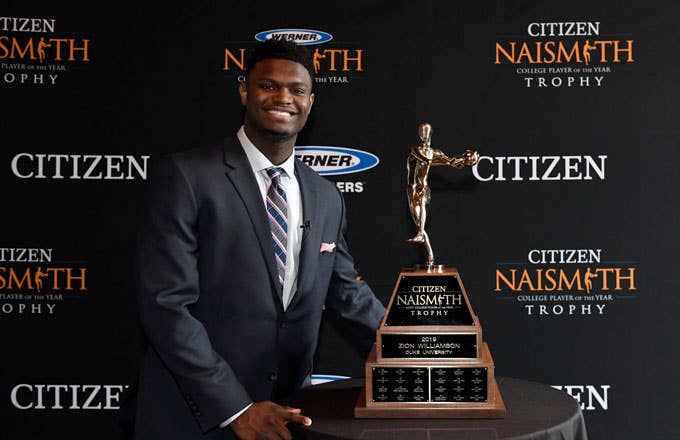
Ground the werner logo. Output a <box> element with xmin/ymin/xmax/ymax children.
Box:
<box><xmin>254</xmin><ymin>29</ymin><xmax>333</xmax><ymax>45</ymax></box>
<box><xmin>295</xmin><ymin>147</ymin><xmax>379</xmax><ymax>175</ymax></box>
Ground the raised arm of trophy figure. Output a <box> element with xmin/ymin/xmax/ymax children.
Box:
<box><xmin>414</xmin><ymin>124</ymin><xmax>478</xmax><ymax>168</ymax></box>
<box><xmin>448</xmin><ymin>149</ymin><xmax>479</xmax><ymax>169</ymax></box>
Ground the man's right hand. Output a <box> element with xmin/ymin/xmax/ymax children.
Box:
<box><xmin>231</xmin><ymin>401</ymin><xmax>312</xmax><ymax>440</ymax></box>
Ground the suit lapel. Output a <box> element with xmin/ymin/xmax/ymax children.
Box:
<box><xmin>290</xmin><ymin>160</ymin><xmax>321</xmax><ymax>310</ymax></box>
<box><xmin>222</xmin><ymin>137</ymin><xmax>283</xmax><ymax>307</ymax></box>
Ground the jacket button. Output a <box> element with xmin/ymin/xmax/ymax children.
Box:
<box><xmin>279</xmin><ymin>321</ymin><xmax>287</xmax><ymax>329</ymax></box>
<box><xmin>268</xmin><ymin>372</ymin><xmax>278</xmax><ymax>382</ymax></box>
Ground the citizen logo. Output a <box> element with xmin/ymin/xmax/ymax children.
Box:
<box><xmin>10</xmin><ymin>384</ymin><xmax>129</xmax><ymax>410</ymax></box>
<box><xmin>473</xmin><ymin>155</ymin><xmax>606</xmax><ymax>182</ymax></box>
<box><xmin>11</xmin><ymin>153</ymin><xmax>149</xmax><ymax>180</ymax></box>
<box><xmin>411</xmin><ymin>285</ymin><xmax>446</xmax><ymax>293</ymax></box>
<box><xmin>528</xmin><ymin>249</ymin><xmax>601</xmax><ymax>265</ymax></box>
<box><xmin>527</xmin><ymin>22</ymin><xmax>600</xmax><ymax>37</ymax></box>
<box><xmin>552</xmin><ymin>385</ymin><xmax>610</xmax><ymax>411</ymax></box>
<box><xmin>0</xmin><ymin>247</ymin><xmax>52</xmax><ymax>263</ymax></box>
<box><xmin>0</xmin><ymin>17</ymin><xmax>56</xmax><ymax>33</ymax></box>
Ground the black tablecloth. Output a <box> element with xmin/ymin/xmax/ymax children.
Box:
<box><xmin>286</xmin><ymin>377</ymin><xmax>587</xmax><ymax>440</ymax></box>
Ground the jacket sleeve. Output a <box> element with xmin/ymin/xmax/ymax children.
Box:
<box><xmin>135</xmin><ymin>156</ymin><xmax>251</xmax><ymax>432</ymax></box>
<box><xmin>323</xmin><ymin>188</ymin><xmax>386</xmax><ymax>353</ymax></box>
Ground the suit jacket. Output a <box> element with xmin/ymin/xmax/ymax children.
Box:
<box><xmin>130</xmin><ymin>136</ymin><xmax>385</xmax><ymax>439</ymax></box>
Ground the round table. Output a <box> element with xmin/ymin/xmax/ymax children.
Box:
<box><xmin>286</xmin><ymin>377</ymin><xmax>587</xmax><ymax>440</ymax></box>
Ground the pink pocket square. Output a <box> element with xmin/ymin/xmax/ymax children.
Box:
<box><xmin>320</xmin><ymin>242</ymin><xmax>336</xmax><ymax>253</ymax></box>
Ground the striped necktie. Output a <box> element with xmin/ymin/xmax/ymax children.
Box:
<box><xmin>265</xmin><ymin>167</ymin><xmax>288</xmax><ymax>287</ymax></box>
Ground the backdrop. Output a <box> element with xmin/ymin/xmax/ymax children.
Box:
<box><xmin>2</xmin><ymin>1</ymin><xmax>679</xmax><ymax>439</ymax></box>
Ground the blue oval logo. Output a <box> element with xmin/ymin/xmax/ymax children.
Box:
<box><xmin>294</xmin><ymin>147</ymin><xmax>379</xmax><ymax>175</ymax></box>
<box><xmin>254</xmin><ymin>29</ymin><xmax>333</xmax><ymax>46</ymax></box>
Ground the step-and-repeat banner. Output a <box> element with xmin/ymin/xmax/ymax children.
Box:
<box><xmin>2</xmin><ymin>1</ymin><xmax>679</xmax><ymax>438</ymax></box>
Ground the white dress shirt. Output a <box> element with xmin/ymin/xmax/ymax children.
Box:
<box><xmin>220</xmin><ymin>127</ymin><xmax>305</xmax><ymax>429</ymax></box>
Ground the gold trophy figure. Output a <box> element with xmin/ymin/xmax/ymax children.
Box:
<box><xmin>407</xmin><ymin>123</ymin><xmax>478</xmax><ymax>269</ymax></box>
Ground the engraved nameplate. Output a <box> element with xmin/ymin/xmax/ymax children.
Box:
<box><xmin>381</xmin><ymin>333</ymin><xmax>477</xmax><ymax>359</ymax></box>
<box><xmin>429</xmin><ymin>367</ymin><xmax>488</xmax><ymax>403</ymax></box>
<box><xmin>372</xmin><ymin>367</ymin><xmax>429</xmax><ymax>403</ymax></box>
<box><xmin>371</xmin><ymin>367</ymin><xmax>488</xmax><ymax>403</ymax></box>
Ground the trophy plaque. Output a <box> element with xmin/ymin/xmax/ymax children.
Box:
<box><xmin>354</xmin><ymin>123</ymin><xmax>506</xmax><ymax>418</ymax></box>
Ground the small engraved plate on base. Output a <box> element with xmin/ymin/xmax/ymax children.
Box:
<box><xmin>381</xmin><ymin>333</ymin><xmax>477</xmax><ymax>359</ymax></box>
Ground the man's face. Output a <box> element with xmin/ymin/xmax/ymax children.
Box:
<box><xmin>239</xmin><ymin>58</ymin><xmax>314</xmax><ymax>139</ymax></box>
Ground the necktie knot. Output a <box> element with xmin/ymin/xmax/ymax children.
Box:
<box><xmin>266</xmin><ymin>167</ymin><xmax>285</xmax><ymax>184</ymax></box>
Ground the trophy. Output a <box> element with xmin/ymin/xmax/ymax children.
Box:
<box><xmin>355</xmin><ymin>123</ymin><xmax>506</xmax><ymax>418</ymax></box>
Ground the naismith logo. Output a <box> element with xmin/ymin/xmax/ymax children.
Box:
<box><xmin>494</xmin><ymin>247</ymin><xmax>637</xmax><ymax>317</ymax></box>
<box><xmin>295</xmin><ymin>147</ymin><xmax>379</xmax><ymax>176</ymax></box>
<box><xmin>224</xmin><ymin>30</ymin><xmax>362</xmax><ymax>85</ymax></box>
<box><xmin>0</xmin><ymin>16</ymin><xmax>91</xmax><ymax>86</ymax></box>
<box><xmin>493</xmin><ymin>21</ymin><xmax>635</xmax><ymax>88</ymax></box>
<box><xmin>254</xmin><ymin>29</ymin><xmax>333</xmax><ymax>45</ymax></box>
<box><xmin>0</xmin><ymin>246</ymin><xmax>88</xmax><ymax>316</ymax></box>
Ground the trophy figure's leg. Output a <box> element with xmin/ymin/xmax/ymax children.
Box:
<box><xmin>422</xmin><ymin>231</ymin><xmax>434</xmax><ymax>267</ymax></box>
<box><xmin>407</xmin><ymin>189</ymin><xmax>435</xmax><ymax>267</ymax></box>
<box><xmin>407</xmin><ymin>191</ymin><xmax>427</xmax><ymax>243</ymax></box>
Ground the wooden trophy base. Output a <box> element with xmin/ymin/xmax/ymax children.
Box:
<box><xmin>354</xmin><ymin>343</ymin><xmax>506</xmax><ymax>419</ymax></box>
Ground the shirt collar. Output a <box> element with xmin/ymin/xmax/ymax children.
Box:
<box><xmin>237</xmin><ymin>126</ymin><xmax>296</xmax><ymax>178</ymax></box>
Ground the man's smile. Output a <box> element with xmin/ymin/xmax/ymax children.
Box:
<box><xmin>266</xmin><ymin>108</ymin><xmax>296</xmax><ymax>117</ymax></box>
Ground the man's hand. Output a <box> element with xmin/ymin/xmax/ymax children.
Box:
<box><xmin>231</xmin><ymin>401</ymin><xmax>312</xmax><ymax>440</ymax></box>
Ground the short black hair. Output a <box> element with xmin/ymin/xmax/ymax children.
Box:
<box><xmin>245</xmin><ymin>39</ymin><xmax>315</xmax><ymax>86</ymax></box>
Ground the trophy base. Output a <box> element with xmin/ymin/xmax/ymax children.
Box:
<box><xmin>354</xmin><ymin>376</ymin><xmax>505</xmax><ymax>419</ymax></box>
<box><xmin>354</xmin><ymin>343</ymin><xmax>506</xmax><ymax>419</ymax></box>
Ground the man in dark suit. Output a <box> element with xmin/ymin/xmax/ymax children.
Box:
<box><xmin>130</xmin><ymin>40</ymin><xmax>385</xmax><ymax>439</ymax></box>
